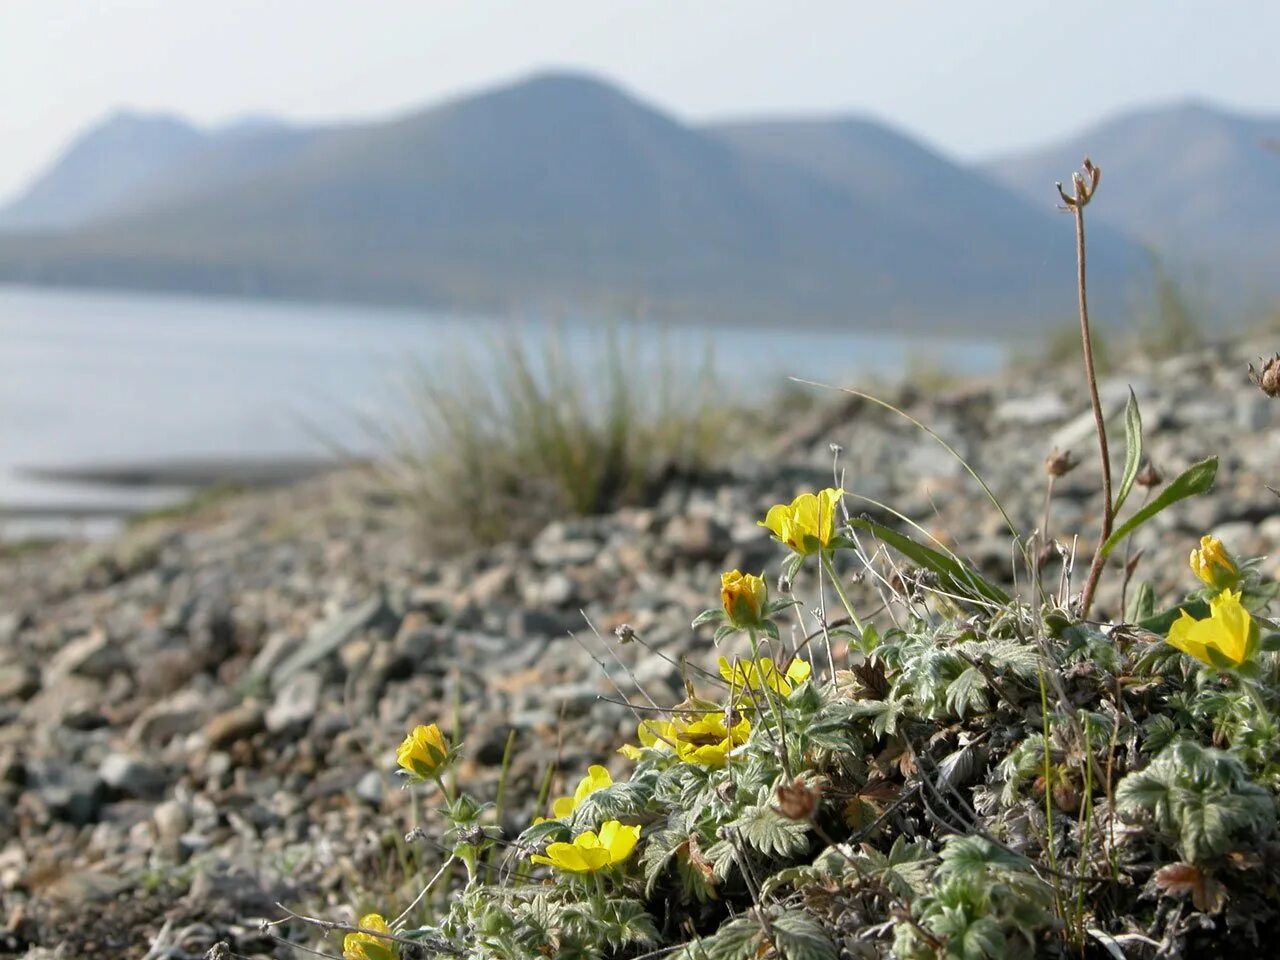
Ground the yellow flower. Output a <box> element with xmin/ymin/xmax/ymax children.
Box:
<box><xmin>719</xmin><ymin>656</ymin><xmax>812</xmax><ymax>696</ymax></box>
<box><xmin>1190</xmin><ymin>535</ymin><xmax>1239</xmax><ymax>590</ymax></box>
<box><xmin>343</xmin><ymin>913</ymin><xmax>396</xmax><ymax>960</ymax></box>
<box><xmin>617</xmin><ymin>718</ymin><xmax>673</xmax><ymax>760</ymax></box>
<box><xmin>396</xmin><ymin>724</ymin><xmax>451</xmax><ymax>780</ymax></box>
<box><xmin>672</xmin><ymin>712</ymin><xmax>751</xmax><ymax>766</ymax></box>
<box><xmin>1167</xmin><ymin>589</ymin><xmax>1257</xmax><ymax>669</ymax></box>
<box><xmin>617</xmin><ymin>712</ymin><xmax>750</xmax><ymax>767</ymax></box>
<box><xmin>529</xmin><ymin>819</ymin><xmax>641</xmax><ymax>873</ymax></box>
<box><xmin>759</xmin><ymin>488</ymin><xmax>844</xmax><ymax>555</ymax></box>
<box><xmin>543</xmin><ymin>765</ymin><xmax>612</xmax><ymax>821</ymax></box>
<box><xmin>721</xmin><ymin>570</ymin><xmax>768</xmax><ymax>628</ymax></box>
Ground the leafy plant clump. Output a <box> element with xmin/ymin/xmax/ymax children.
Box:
<box><xmin>298</xmin><ymin>160</ymin><xmax>1280</xmax><ymax>959</ymax></box>
<box><xmin>323</xmin><ymin>470</ymin><xmax>1280</xmax><ymax>959</ymax></box>
<box><xmin>371</xmin><ymin>322</ymin><xmax>726</xmax><ymax>548</ymax></box>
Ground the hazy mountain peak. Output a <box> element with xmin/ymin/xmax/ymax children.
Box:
<box><xmin>984</xmin><ymin>99</ymin><xmax>1280</xmax><ymax>314</ymax></box>
<box><xmin>0</xmin><ymin>111</ymin><xmax>207</xmax><ymax>230</ymax></box>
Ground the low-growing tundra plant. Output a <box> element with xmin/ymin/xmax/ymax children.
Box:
<box><xmin>273</xmin><ymin>160</ymin><xmax>1280</xmax><ymax>958</ymax></box>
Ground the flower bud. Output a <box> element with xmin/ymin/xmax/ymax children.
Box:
<box><xmin>396</xmin><ymin>723</ymin><xmax>452</xmax><ymax>781</ymax></box>
<box><xmin>774</xmin><ymin>777</ymin><xmax>822</xmax><ymax>821</ymax></box>
<box><xmin>1249</xmin><ymin>354</ymin><xmax>1280</xmax><ymax>398</ymax></box>
<box><xmin>720</xmin><ymin>570</ymin><xmax>767</xmax><ymax>629</ymax></box>
<box><xmin>1189</xmin><ymin>535</ymin><xmax>1239</xmax><ymax>591</ymax></box>
<box><xmin>1136</xmin><ymin>462</ymin><xmax>1162</xmax><ymax>488</ymax></box>
<box><xmin>1044</xmin><ymin>448</ymin><xmax>1078</xmax><ymax>478</ymax></box>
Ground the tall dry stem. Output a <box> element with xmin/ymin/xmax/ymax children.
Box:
<box><xmin>1057</xmin><ymin>159</ymin><xmax>1111</xmax><ymax>618</ymax></box>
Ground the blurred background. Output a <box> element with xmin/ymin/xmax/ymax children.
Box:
<box><xmin>2</xmin><ymin>0</ymin><xmax>1278</xmax><ymax>540</ymax></box>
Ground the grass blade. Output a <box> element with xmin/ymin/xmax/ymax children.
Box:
<box><xmin>849</xmin><ymin>517</ymin><xmax>1010</xmax><ymax>607</ymax></box>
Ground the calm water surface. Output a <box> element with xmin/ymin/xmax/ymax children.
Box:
<box><xmin>0</xmin><ymin>284</ymin><xmax>1006</xmax><ymax>536</ymax></box>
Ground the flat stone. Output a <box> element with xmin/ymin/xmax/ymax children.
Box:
<box><xmin>354</xmin><ymin>770</ymin><xmax>384</xmax><ymax>806</ymax></box>
<box><xmin>47</xmin><ymin>631</ymin><xmax>128</xmax><ymax>682</ymax></box>
<box><xmin>27</xmin><ymin>761</ymin><xmax>103</xmax><ymax>825</ymax></box>
<box><xmin>0</xmin><ymin>664</ymin><xmax>39</xmax><ymax>702</ymax></box>
<box><xmin>265</xmin><ymin>671</ymin><xmax>322</xmax><ymax>734</ymax></box>
<box><xmin>129</xmin><ymin>688</ymin><xmax>210</xmax><ymax>746</ymax></box>
<box><xmin>270</xmin><ymin>593</ymin><xmax>391</xmax><ymax>690</ymax></box>
<box><xmin>995</xmin><ymin>392</ymin><xmax>1068</xmax><ymax>426</ymax></box>
<box><xmin>98</xmin><ymin>753</ymin><xmax>167</xmax><ymax>799</ymax></box>
<box><xmin>204</xmin><ymin>703</ymin><xmax>265</xmax><ymax>748</ymax></box>
<box><xmin>152</xmin><ymin>798</ymin><xmax>190</xmax><ymax>844</ymax></box>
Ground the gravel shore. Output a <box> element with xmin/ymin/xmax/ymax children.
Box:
<box><xmin>2</xmin><ymin>340</ymin><xmax>1279</xmax><ymax>958</ymax></box>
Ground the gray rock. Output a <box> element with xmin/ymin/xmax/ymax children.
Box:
<box><xmin>265</xmin><ymin>670</ymin><xmax>322</xmax><ymax>734</ymax></box>
<box><xmin>995</xmin><ymin>392</ymin><xmax>1067</xmax><ymax>426</ymax></box>
<box><xmin>354</xmin><ymin>770</ymin><xmax>384</xmax><ymax>806</ymax></box>
<box><xmin>204</xmin><ymin>702</ymin><xmax>265</xmax><ymax>748</ymax></box>
<box><xmin>47</xmin><ymin>631</ymin><xmax>128</xmax><ymax>681</ymax></box>
<box><xmin>152</xmin><ymin>798</ymin><xmax>190</xmax><ymax>844</ymax></box>
<box><xmin>129</xmin><ymin>688</ymin><xmax>210</xmax><ymax>746</ymax></box>
<box><xmin>0</xmin><ymin>663</ymin><xmax>39</xmax><ymax>701</ymax></box>
<box><xmin>538</xmin><ymin>572</ymin><xmax>576</xmax><ymax>607</ymax></box>
<box><xmin>98</xmin><ymin>753</ymin><xmax>167</xmax><ymax>799</ymax></box>
<box><xmin>27</xmin><ymin>761</ymin><xmax>103</xmax><ymax>824</ymax></box>
<box><xmin>506</xmin><ymin>608</ymin><xmax>580</xmax><ymax>640</ymax></box>
<box><xmin>271</xmin><ymin>593</ymin><xmax>391</xmax><ymax>690</ymax></box>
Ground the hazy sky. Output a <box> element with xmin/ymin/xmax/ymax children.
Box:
<box><xmin>3</xmin><ymin>1</ymin><xmax>1277</xmax><ymax>202</ymax></box>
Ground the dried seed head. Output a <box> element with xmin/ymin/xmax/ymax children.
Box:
<box><xmin>613</xmin><ymin>623</ymin><xmax>636</xmax><ymax>645</ymax></box>
<box><xmin>1136</xmin><ymin>462</ymin><xmax>1163</xmax><ymax>488</ymax></box>
<box><xmin>774</xmin><ymin>777</ymin><xmax>823</xmax><ymax>821</ymax></box>
<box><xmin>1249</xmin><ymin>354</ymin><xmax>1280</xmax><ymax>398</ymax></box>
<box><xmin>1044</xmin><ymin>448</ymin><xmax>1079</xmax><ymax>478</ymax></box>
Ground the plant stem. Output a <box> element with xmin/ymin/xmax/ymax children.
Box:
<box><xmin>821</xmin><ymin>551</ymin><xmax>865</xmax><ymax>637</ymax></box>
<box><xmin>1038</xmin><ymin>670</ymin><xmax>1064</xmax><ymax>919</ymax></box>
<box><xmin>1069</xmin><ymin>166</ymin><xmax>1113</xmax><ymax>620</ymax></box>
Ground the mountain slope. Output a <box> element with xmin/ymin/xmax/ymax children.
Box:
<box><xmin>0</xmin><ymin>74</ymin><xmax>1150</xmax><ymax>329</ymax></box>
<box><xmin>0</xmin><ymin>113</ymin><xmax>206</xmax><ymax>231</ymax></box>
<box><xmin>710</xmin><ymin>116</ymin><xmax>1146</xmax><ymax>315</ymax></box>
<box><xmin>0</xmin><ymin>113</ymin><xmax>320</xmax><ymax>232</ymax></box>
<box><xmin>984</xmin><ymin>102</ymin><xmax>1280</xmax><ymax>303</ymax></box>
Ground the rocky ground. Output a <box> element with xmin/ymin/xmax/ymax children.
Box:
<box><xmin>3</xmin><ymin>340</ymin><xmax>1280</xmax><ymax>959</ymax></box>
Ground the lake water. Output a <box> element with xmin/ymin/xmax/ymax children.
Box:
<box><xmin>0</xmin><ymin>284</ymin><xmax>1007</xmax><ymax>538</ymax></box>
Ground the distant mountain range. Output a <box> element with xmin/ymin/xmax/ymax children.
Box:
<box><xmin>0</xmin><ymin>73</ymin><xmax>1275</xmax><ymax>330</ymax></box>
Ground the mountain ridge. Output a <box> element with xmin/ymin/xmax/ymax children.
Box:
<box><xmin>0</xmin><ymin>72</ymin><xmax>1189</xmax><ymax>329</ymax></box>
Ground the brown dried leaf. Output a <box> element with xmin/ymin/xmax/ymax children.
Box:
<box><xmin>1154</xmin><ymin>862</ymin><xmax>1227</xmax><ymax>914</ymax></box>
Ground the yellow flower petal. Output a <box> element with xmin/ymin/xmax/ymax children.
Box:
<box><xmin>1166</xmin><ymin>589</ymin><xmax>1254</xmax><ymax>669</ymax></box>
<box><xmin>785</xmin><ymin>658</ymin><xmax>812</xmax><ymax>685</ymax></box>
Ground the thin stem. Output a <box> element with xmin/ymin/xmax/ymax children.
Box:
<box><xmin>821</xmin><ymin>551</ymin><xmax>865</xmax><ymax>637</ymax></box>
<box><xmin>746</xmin><ymin>629</ymin><xmax>791</xmax><ymax>776</ymax></box>
<box><xmin>1038</xmin><ymin>670</ymin><xmax>1064</xmax><ymax>919</ymax></box>
<box><xmin>1070</xmin><ymin>165</ymin><xmax>1113</xmax><ymax>619</ymax></box>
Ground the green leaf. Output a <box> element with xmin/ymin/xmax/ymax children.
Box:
<box><xmin>1126</xmin><ymin>580</ymin><xmax>1155</xmax><ymax>624</ymax></box>
<box><xmin>1114</xmin><ymin>388</ymin><xmax>1143</xmax><ymax>513</ymax></box>
<box><xmin>1138</xmin><ymin>599</ymin><xmax>1208</xmax><ymax>634</ymax></box>
<box><xmin>781</xmin><ymin>552</ymin><xmax>805</xmax><ymax>583</ymax></box>
<box><xmin>733</xmin><ymin>805</ymin><xmax>811</xmax><ymax>858</ymax></box>
<box><xmin>770</xmin><ymin>913</ymin><xmax>838</xmax><ymax>960</ymax></box>
<box><xmin>944</xmin><ymin>666</ymin><xmax>988</xmax><ymax>718</ymax></box>
<box><xmin>712</xmin><ymin>623</ymin><xmax>737</xmax><ymax>644</ymax></box>
<box><xmin>848</xmin><ymin>518</ymin><xmax>1009</xmax><ymax>607</ymax></box>
<box><xmin>1101</xmin><ymin>457</ymin><xmax>1218</xmax><ymax>560</ymax></box>
<box><xmin>692</xmin><ymin>608</ymin><xmax>726</xmax><ymax>629</ymax></box>
<box><xmin>675</xmin><ymin>917</ymin><xmax>762</xmax><ymax>960</ymax></box>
